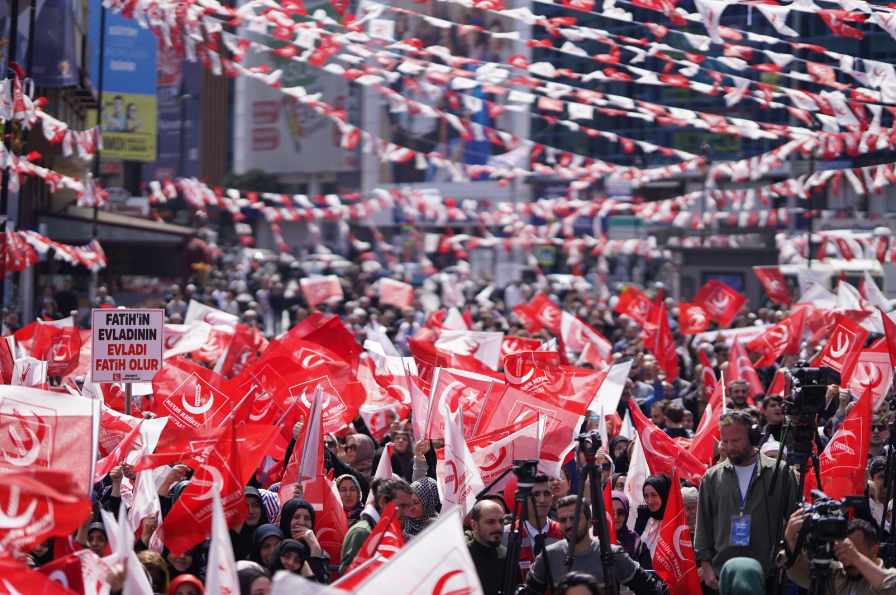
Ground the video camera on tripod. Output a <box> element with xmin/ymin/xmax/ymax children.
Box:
<box><xmin>782</xmin><ymin>363</ymin><xmax>841</xmax><ymax>463</ymax></box>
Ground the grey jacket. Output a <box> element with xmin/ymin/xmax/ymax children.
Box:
<box><xmin>694</xmin><ymin>453</ymin><xmax>797</xmax><ymax>577</ymax></box>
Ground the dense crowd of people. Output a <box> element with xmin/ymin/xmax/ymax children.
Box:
<box><xmin>10</xmin><ymin>251</ymin><xmax>896</xmax><ymax>595</ymax></box>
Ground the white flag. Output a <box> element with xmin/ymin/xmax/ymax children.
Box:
<box><xmin>624</xmin><ymin>435</ymin><xmax>651</xmax><ymax>531</ymax></box>
<box><xmin>163</xmin><ymin>322</ymin><xmax>212</xmax><ymax>359</ymax></box>
<box><xmin>438</xmin><ymin>409</ymin><xmax>484</xmax><ymax>518</ymax></box>
<box><xmin>11</xmin><ymin>357</ymin><xmax>47</xmax><ymax>388</ymax></box>
<box><xmin>205</xmin><ymin>492</ymin><xmax>240</xmax><ymax>595</ymax></box>
<box><xmin>590</xmin><ymin>359</ymin><xmax>633</xmax><ymax>413</ymax></box>
<box><xmin>435</xmin><ymin>330</ymin><xmax>505</xmax><ymax>371</ymax></box>
<box><xmin>862</xmin><ymin>270</ymin><xmax>890</xmax><ymax>311</ymax></box>
<box><xmin>694</xmin><ymin>0</ymin><xmax>733</xmax><ymax>43</ymax></box>
<box><xmin>352</xmin><ymin>510</ymin><xmax>484</xmax><ymax>595</ymax></box>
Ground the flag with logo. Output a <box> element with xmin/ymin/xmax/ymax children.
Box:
<box><xmin>727</xmin><ymin>338</ymin><xmax>764</xmax><ymax>403</ymax></box>
<box><xmin>753</xmin><ymin>266</ymin><xmax>791</xmax><ymax>306</ymax></box>
<box><xmin>300</xmin><ymin>275</ymin><xmax>344</xmax><ymax>308</ymax></box>
<box><xmin>0</xmin><ymin>386</ymin><xmax>99</xmax><ymax>495</ymax></box>
<box><xmin>614</xmin><ymin>286</ymin><xmax>658</xmax><ymax>326</ymax></box>
<box><xmin>347</xmin><ymin>502</ymin><xmax>405</xmax><ymax>571</ymax></box>
<box><xmin>162</xmin><ymin>322</ymin><xmax>212</xmax><ymax>360</ymax></box>
<box><xmin>158</xmin><ymin>424</ymin><xmax>278</xmax><ymax>555</ymax></box>
<box><xmin>819</xmin><ymin>387</ymin><xmax>872</xmax><ymax>499</ymax></box>
<box><xmin>30</xmin><ymin>317</ymin><xmax>82</xmax><ymax>377</ymax></box>
<box><xmin>184</xmin><ymin>300</ymin><xmax>238</xmax><ymax>364</ymax></box>
<box><xmin>850</xmin><ymin>342</ymin><xmax>894</xmax><ymax>409</ymax></box>
<box><xmin>378</xmin><ymin>278</ymin><xmax>415</xmax><ymax>309</ymax></box>
<box><xmin>817</xmin><ymin>316</ymin><xmax>869</xmax><ymax>384</ymax></box>
<box><xmin>11</xmin><ymin>357</ymin><xmax>48</xmax><ymax>389</ymax></box>
<box><xmin>302</xmin><ymin>471</ymin><xmax>349</xmax><ymax>564</ymax></box>
<box><xmin>745</xmin><ymin>308</ymin><xmax>805</xmax><ymax>367</ymax></box>
<box><xmin>435</xmin><ymin>330</ymin><xmax>505</xmax><ymax>371</ymax></box>
<box><xmin>500</xmin><ymin>336</ymin><xmax>542</xmax><ymax>363</ymax></box>
<box><xmin>629</xmin><ymin>403</ymin><xmax>705</xmax><ymax>485</ymax></box>
<box><xmin>528</xmin><ymin>292</ymin><xmax>563</xmax><ymax>334</ymax></box>
<box><xmin>150</xmin><ymin>356</ymin><xmax>236</xmax><ymax>429</ymax></box>
<box><xmin>437</xmin><ymin>409</ymin><xmax>485</xmax><ymax>518</ymax></box>
<box><xmin>678</xmin><ymin>303</ymin><xmax>709</xmax><ymax>335</ymax></box>
<box><xmin>425</xmin><ymin>367</ymin><xmax>502</xmax><ymax>440</ymax></box>
<box><xmin>697</xmin><ymin>349</ymin><xmax>717</xmax><ymax>396</ymax></box>
<box><xmin>0</xmin><ymin>470</ymin><xmax>91</xmax><ymax>558</ymax></box>
<box><xmin>692</xmin><ymin>280</ymin><xmax>747</xmax><ymax>327</ymax></box>
<box><xmin>653</xmin><ymin>468</ymin><xmax>702</xmax><ymax>595</ymax></box>
<box><xmin>350</xmin><ymin>510</ymin><xmax>484</xmax><ymax>595</ymax></box>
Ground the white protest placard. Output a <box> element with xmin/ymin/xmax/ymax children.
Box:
<box><xmin>91</xmin><ymin>309</ymin><xmax>164</xmax><ymax>383</ymax></box>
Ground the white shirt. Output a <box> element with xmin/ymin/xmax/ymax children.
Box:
<box><xmin>733</xmin><ymin>462</ymin><xmax>756</xmax><ymax>504</ymax></box>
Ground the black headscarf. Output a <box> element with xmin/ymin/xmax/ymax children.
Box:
<box><xmin>162</xmin><ymin>545</ymin><xmax>204</xmax><ymax>581</ymax></box>
<box><xmin>643</xmin><ymin>475</ymin><xmax>672</xmax><ymax>520</ymax></box>
<box><xmin>238</xmin><ymin>566</ymin><xmax>270</xmax><ymax>595</ymax></box>
<box><xmin>232</xmin><ymin>487</ymin><xmax>270</xmax><ymax>560</ymax></box>
<box><xmin>249</xmin><ymin>524</ymin><xmax>284</xmax><ymax>567</ymax></box>
<box><xmin>279</xmin><ymin>498</ymin><xmax>316</xmax><ymax>539</ymax></box>
<box><xmin>266</xmin><ymin>539</ymin><xmax>309</xmax><ymax>576</ymax></box>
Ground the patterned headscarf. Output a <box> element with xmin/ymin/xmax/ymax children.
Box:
<box><xmin>404</xmin><ymin>477</ymin><xmax>440</xmax><ymax>540</ymax></box>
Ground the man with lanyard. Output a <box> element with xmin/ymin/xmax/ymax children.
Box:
<box><xmin>502</xmin><ymin>473</ymin><xmax>564</xmax><ymax>580</ymax></box>
<box><xmin>695</xmin><ymin>411</ymin><xmax>797</xmax><ymax>592</ymax></box>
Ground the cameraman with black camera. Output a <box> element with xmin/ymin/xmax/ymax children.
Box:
<box><xmin>782</xmin><ymin>510</ymin><xmax>896</xmax><ymax>594</ymax></box>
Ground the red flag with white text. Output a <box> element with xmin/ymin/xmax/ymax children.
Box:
<box><xmin>150</xmin><ymin>357</ymin><xmax>236</xmax><ymax>430</ymax></box>
<box><xmin>688</xmin><ymin>379</ymin><xmax>726</xmax><ymax>464</ymax></box>
<box><xmin>653</xmin><ymin>468</ymin><xmax>702</xmax><ymax>595</ymax></box>
<box><xmin>677</xmin><ymin>303</ymin><xmax>709</xmax><ymax>335</ymax></box>
<box><xmin>819</xmin><ymin>387</ymin><xmax>872</xmax><ymax>499</ymax></box>
<box><xmin>745</xmin><ymin>308</ymin><xmax>805</xmax><ymax>367</ymax></box>
<box><xmin>754</xmin><ymin>266</ymin><xmax>791</xmax><ymax>306</ymax></box>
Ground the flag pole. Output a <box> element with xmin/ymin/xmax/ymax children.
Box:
<box><xmin>272</xmin><ymin>390</ymin><xmax>303</xmax><ymax>427</ymax></box>
<box><xmin>215</xmin><ymin>384</ymin><xmax>258</xmax><ymax>428</ymax></box>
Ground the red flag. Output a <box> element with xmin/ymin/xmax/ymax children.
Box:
<box><xmin>817</xmin><ymin>316</ymin><xmax>869</xmax><ymax>385</ymax></box>
<box><xmin>37</xmin><ymin>553</ymin><xmax>84</xmax><ymax>593</ymax></box>
<box><xmin>0</xmin><ymin>386</ymin><xmax>98</xmax><ymax>495</ymax></box>
<box><xmin>560</xmin><ymin>312</ymin><xmax>613</xmax><ymax>369</ymax></box>
<box><xmin>217</xmin><ymin>324</ymin><xmax>263</xmax><ymax>378</ymax></box>
<box><xmin>646</xmin><ymin>303</ymin><xmax>679</xmax><ymax>382</ymax></box>
<box><xmin>603</xmin><ymin>479</ymin><xmax>617</xmax><ymax>545</ymax></box>
<box><xmin>378</xmin><ymin>278</ymin><xmax>415</xmax><ymax>310</ymax></box>
<box><xmin>12</xmin><ymin>321</ymin><xmax>37</xmax><ymax>354</ymax></box>
<box><xmin>348</xmin><ymin>502</ymin><xmax>406</xmax><ymax>571</ymax></box>
<box><xmin>149</xmin><ymin>356</ymin><xmax>237</xmax><ymax>429</ymax></box>
<box><xmin>303</xmin><ymin>472</ymin><xmax>349</xmax><ymax>564</ymax></box>
<box><xmin>882</xmin><ymin>313</ymin><xmax>896</xmax><ymax>369</ymax></box>
<box><xmin>30</xmin><ymin>318</ymin><xmax>82</xmax><ymax>377</ymax></box>
<box><xmin>0</xmin><ymin>470</ymin><xmax>91</xmax><ymax>557</ymax></box>
<box><xmin>273</xmin><ymin>361</ymin><xmax>366</xmax><ymax>437</ymax></box>
<box><xmin>745</xmin><ymin>308</ymin><xmax>806</xmax><ymax>367</ymax></box>
<box><xmin>280</xmin><ymin>388</ymin><xmax>325</xmax><ymax>503</ymax></box>
<box><xmin>677</xmin><ymin>303</ymin><xmax>709</xmax><ymax>335</ymax></box>
<box><xmin>130</xmin><ymin>426</ymin><xmax>226</xmax><ymax>471</ymax></box>
<box><xmin>282</xmin><ymin>314</ymin><xmax>362</xmax><ymax>373</ymax></box>
<box><xmin>0</xmin><ymin>336</ymin><xmax>14</xmax><ymax>384</ymax></box>
<box><xmin>614</xmin><ymin>286</ymin><xmax>658</xmax><ymax>326</ymax></box>
<box><xmin>653</xmin><ymin>468</ymin><xmax>702</xmax><ymax>595</ymax></box>
<box><xmin>407</xmin><ymin>337</ymin><xmax>493</xmax><ymax>383</ymax></box>
<box><xmin>457</xmin><ymin>411</ymin><xmax>542</xmax><ymax>491</ymax></box>
<box><xmin>426</xmin><ymin>367</ymin><xmax>503</xmax><ymax>439</ymax></box>
<box><xmin>689</xmin><ymin>379</ymin><xmax>726</xmax><ymax>464</ymax></box>
<box><xmin>727</xmin><ymin>338</ymin><xmax>764</xmax><ymax>403</ymax></box>
<box><xmin>159</xmin><ymin>425</ymin><xmax>278</xmax><ymax>555</ymax></box>
<box><xmin>528</xmin><ymin>292</ymin><xmax>563</xmax><ymax>334</ymax></box>
<box><xmin>191</xmin><ymin>327</ymin><xmax>234</xmax><ymax>364</ymax></box>
<box><xmin>500</xmin><ymin>336</ymin><xmax>542</xmax><ymax>363</ymax></box>
<box><xmin>698</xmin><ymin>349</ymin><xmax>717</xmax><ymax>396</ymax></box>
<box><xmin>512</xmin><ymin>303</ymin><xmax>543</xmax><ymax>334</ymax></box>
<box><xmin>629</xmin><ymin>403</ymin><xmax>706</xmax><ymax>485</ymax></box>
<box><xmin>753</xmin><ymin>266</ymin><xmax>791</xmax><ymax>306</ymax></box>
<box><xmin>300</xmin><ymin>275</ymin><xmax>344</xmax><ymax>308</ymax></box>
<box><xmin>692</xmin><ymin>280</ymin><xmax>748</xmax><ymax>327</ymax></box>
<box><xmin>819</xmin><ymin>387</ymin><xmax>872</xmax><ymax>499</ymax></box>
<box><xmin>93</xmin><ymin>419</ymin><xmax>144</xmax><ymax>483</ymax></box>
<box><xmin>0</xmin><ymin>558</ymin><xmax>82</xmax><ymax>595</ymax></box>
<box><xmin>818</xmin><ymin>9</ymin><xmax>864</xmax><ymax>39</ymax></box>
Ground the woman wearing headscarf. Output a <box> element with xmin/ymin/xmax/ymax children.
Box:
<box><xmin>608</xmin><ymin>436</ymin><xmax>631</xmax><ymax>474</ymax></box>
<box><xmin>266</xmin><ymin>539</ymin><xmax>329</xmax><ymax>583</ymax></box>
<box><xmin>636</xmin><ymin>474</ymin><xmax>672</xmax><ymax>557</ymax></box>
<box><xmin>404</xmin><ymin>477</ymin><xmax>440</xmax><ymax>541</ymax></box>
<box><xmin>611</xmin><ymin>491</ymin><xmax>652</xmax><ymax>569</ymax></box>
<box><xmin>719</xmin><ymin>558</ymin><xmax>765</xmax><ymax>595</ymax></box>
<box><xmin>345</xmin><ymin>434</ymin><xmax>376</xmax><ymax>475</ymax></box>
<box><xmin>163</xmin><ymin>546</ymin><xmax>204</xmax><ymax>582</ymax></box>
<box><xmin>249</xmin><ymin>524</ymin><xmax>284</xmax><ymax>568</ymax></box>
<box><xmin>336</xmin><ymin>475</ymin><xmax>364</xmax><ymax>526</ymax></box>
<box><xmin>168</xmin><ymin>574</ymin><xmax>204</xmax><ymax>595</ymax></box>
<box><xmin>230</xmin><ymin>487</ymin><xmax>269</xmax><ymax>561</ymax></box>
<box><xmin>278</xmin><ymin>498</ymin><xmax>330</xmax><ymax>580</ymax></box>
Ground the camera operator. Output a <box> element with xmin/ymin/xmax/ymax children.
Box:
<box><xmin>526</xmin><ymin>495</ymin><xmax>667</xmax><ymax>595</ymax></box>
<box><xmin>782</xmin><ymin>512</ymin><xmax>896</xmax><ymax>594</ymax></box>
<box><xmin>694</xmin><ymin>411</ymin><xmax>797</xmax><ymax>591</ymax></box>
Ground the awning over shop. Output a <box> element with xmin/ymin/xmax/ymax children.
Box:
<box><xmin>38</xmin><ymin>207</ymin><xmax>195</xmax><ymax>246</ymax></box>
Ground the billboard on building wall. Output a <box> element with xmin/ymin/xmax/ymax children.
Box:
<box><xmin>233</xmin><ymin>0</ymin><xmax>358</xmax><ymax>176</ymax></box>
<box><xmin>89</xmin><ymin>4</ymin><xmax>158</xmax><ymax>161</ymax></box>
